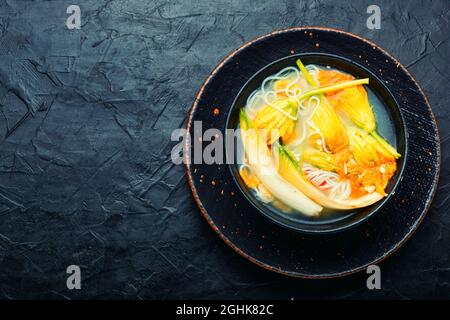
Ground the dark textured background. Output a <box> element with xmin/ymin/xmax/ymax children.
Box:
<box><xmin>0</xmin><ymin>0</ymin><xmax>448</xmax><ymax>299</ymax></box>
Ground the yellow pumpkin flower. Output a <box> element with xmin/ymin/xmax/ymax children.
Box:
<box><xmin>310</xmin><ymin>97</ymin><xmax>348</xmax><ymax>152</ymax></box>
<box><xmin>318</xmin><ymin>69</ymin><xmax>400</xmax><ymax>159</ymax></box>
<box><xmin>254</xmin><ymin>98</ymin><xmax>297</xmax><ymax>144</ymax></box>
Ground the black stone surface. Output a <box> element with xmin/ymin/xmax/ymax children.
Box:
<box><xmin>0</xmin><ymin>0</ymin><xmax>448</xmax><ymax>299</ymax></box>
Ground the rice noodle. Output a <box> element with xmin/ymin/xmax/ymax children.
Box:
<box><xmin>306</xmin><ymin>65</ymin><xmax>319</xmax><ymax>81</ymax></box>
<box><xmin>303</xmin><ymin>163</ymin><xmax>351</xmax><ymax>200</ymax></box>
<box><xmin>287</xmin><ymin>95</ymin><xmax>324</xmax><ymax>150</ymax></box>
<box><xmin>307</xmin><ymin>121</ymin><xmax>331</xmax><ymax>153</ymax></box>
<box><xmin>303</xmin><ymin>163</ymin><xmax>339</xmax><ymax>189</ymax></box>
<box><xmin>245</xmin><ymin>89</ymin><xmax>265</xmax><ymax>118</ymax></box>
<box><xmin>246</xmin><ymin>66</ymin><xmax>315</xmax><ymax>121</ymax></box>
<box><xmin>329</xmin><ymin>179</ymin><xmax>351</xmax><ymax>201</ymax></box>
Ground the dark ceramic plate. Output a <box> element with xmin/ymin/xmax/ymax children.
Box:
<box><xmin>185</xmin><ymin>27</ymin><xmax>440</xmax><ymax>278</ymax></box>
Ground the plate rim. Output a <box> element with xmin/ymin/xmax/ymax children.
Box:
<box><xmin>184</xmin><ymin>26</ymin><xmax>441</xmax><ymax>279</ymax></box>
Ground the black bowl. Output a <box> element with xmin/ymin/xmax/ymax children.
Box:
<box><xmin>226</xmin><ymin>53</ymin><xmax>407</xmax><ymax>234</ymax></box>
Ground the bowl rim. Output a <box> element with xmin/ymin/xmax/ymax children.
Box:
<box><xmin>225</xmin><ymin>52</ymin><xmax>409</xmax><ymax>234</ymax></box>
<box><xmin>184</xmin><ymin>26</ymin><xmax>441</xmax><ymax>279</ymax></box>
